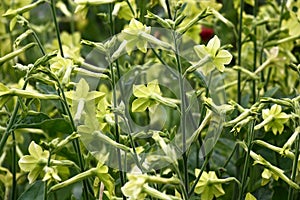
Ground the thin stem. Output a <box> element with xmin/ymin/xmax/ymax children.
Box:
<box><xmin>31</xmin><ymin>30</ymin><xmax>46</xmax><ymax>55</ymax></box>
<box><xmin>278</xmin><ymin>0</ymin><xmax>287</xmax><ymax>28</ymax></box>
<box><xmin>252</xmin><ymin>0</ymin><xmax>258</xmax><ymax>103</ymax></box>
<box><xmin>235</xmin><ymin>1</ymin><xmax>245</xmax><ymax>198</ymax></box>
<box><xmin>287</xmin><ymin>128</ymin><xmax>300</xmax><ymax>199</ymax></box>
<box><xmin>165</xmin><ymin>0</ymin><xmax>172</xmax><ymax>19</ymax></box>
<box><xmin>49</xmin><ymin>1</ymin><xmax>90</xmax><ymax>198</ymax></box>
<box><xmin>58</xmin><ymin>83</ymin><xmax>90</xmax><ymax>200</ymax></box>
<box><xmin>238</xmin><ymin>120</ymin><xmax>255</xmax><ymax>200</ymax></box>
<box><xmin>139</xmin><ymin>0</ymin><xmax>146</xmax><ymax>23</ymax></box>
<box><xmin>109</xmin><ymin>62</ymin><xmax>126</xmax><ymax>199</ymax></box>
<box><xmin>107</xmin><ymin>5</ymin><xmax>126</xmax><ymax>197</ymax></box>
<box><xmin>11</xmin><ymin>131</ymin><xmax>17</xmax><ymax>200</ymax></box>
<box><xmin>0</xmin><ymin>82</ymin><xmax>27</xmax><ymax>155</ymax></box>
<box><xmin>125</xmin><ymin>0</ymin><xmax>135</xmax><ymax>18</ymax></box>
<box><xmin>173</xmin><ymin>32</ymin><xmax>188</xmax><ymax>192</ymax></box>
<box><xmin>188</xmin><ymin>151</ymin><xmax>212</xmax><ymax>197</ymax></box>
<box><xmin>237</xmin><ymin>0</ymin><xmax>244</xmax><ymax>105</ymax></box>
<box><xmin>44</xmin><ymin>152</ymin><xmax>52</xmax><ymax>200</ymax></box>
<box><xmin>222</xmin><ymin>143</ymin><xmax>238</xmax><ymax>170</ymax></box>
<box><xmin>50</xmin><ymin>0</ymin><xmax>64</xmax><ymax>57</ymax></box>
<box><xmin>259</xmin><ymin>44</ymin><xmax>265</xmax><ymax>95</ymax></box>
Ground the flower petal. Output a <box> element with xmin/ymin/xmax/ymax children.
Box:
<box><xmin>28</xmin><ymin>141</ymin><xmax>43</xmax><ymax>159</ymax></box>
<box><xmin>194</xmin><ymin>45</ymin><xmax>207</xmax><ymax>59</ymax></box>
<box><xmin>207</xmin><ymin>35</ymin><xmax>220</xmax><ymax>56</ymax></box>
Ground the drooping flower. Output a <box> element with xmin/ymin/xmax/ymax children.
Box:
<box><xmin>193</xmin><ymin>35</ymin><xmax>232</xmax><ymax>75</ymax></box>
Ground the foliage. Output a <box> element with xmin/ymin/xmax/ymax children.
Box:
<box><xmin>0</xmin><ymin>0</ymin><xmax>300</xmax><ymax>200</ymax></box>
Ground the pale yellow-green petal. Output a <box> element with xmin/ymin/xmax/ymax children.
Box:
<box><xmin>207</xmin><ymin>35</ymin><xmax>220</xmax><ymax>56</ymax></box>
<box><xmin>18</xmin><ymin>156</ymin><xmax>37</xmax><ymax>172</ymax></box>
<box><xmin>194</xmin><ymin>45</ymin><xmax>207</xmax><ymax>59</ymax></box>
<box><xmin>262</xmin><ymin>109</ymin><xmax>269</xmax><ymax>119</ymax></box>
<box><xmin>216</xmin><ymin>49</ymin><xmax>232</xmax><ymax>64</ymax></box>
<box><xmin>85</xmin><ymin>91</ymin><xmax>105</xmax><ymax>101</ymax></box>
<box><xmin>270</xmin><ymin>104</ymin><xmax>282</xmax><ymax>115</ymax></box>
<box><xmin>213</xmin><ymin>184</ymin><xmax>225</xmax><ymax>197</ymax></box>
<box><xmin>132</xmin><ymin>98</ymin><xmax>150</xmax><ymax>112</ymax></box>
<box><xmin>76</xmin><ymin>78</ymin><xmax>90</xmax><ymax>98</ymax></box>
<box><xmin>133</xmin><ymin>84</ymin><xmax>149</xmax><ymax>98</ymax></box>
<box><xmin>136</xmin><ymin>40</ymin><xmax>147</xmax><ymax>53</ymax></box>
<box><xmin>147</xmin><ymin>80</ymin><xmax>161</xmax><ymax>95</ymax></box>
<box><xmin>28</xmin><ymin>141</ymin><xmax>46</xmax><ymax>159</ymax></box>
<box><xmin>28</xmin><ymin>167</ymin><xmax>41</xmax><ymax>184</ymax></box>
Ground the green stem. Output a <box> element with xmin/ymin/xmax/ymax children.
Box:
<box><xmin>139</xmin><ymin>0</ymin><xmax>146</xmax><ymax>23</ymax></box>
<box><xmin>50</xmin><ymin>0</ymin><xmax>64</xmax><ymax>57</ymax></box>
<box><xmin>278</xmin><ymin>0</ymin><xmax>286</xmax><ymax>28</ymax></box>
<box><xmin>238</xmin><ymin>120</ymin><xmax>255</xmax><ymax>200</ymax></box>
<box><xmin>237</xmin><ymin>0</ymin><xmax>244</xmax><ymax>105</ymax></box>
<box><xmin>172</xmin><ymin>164</ymin><xmax>188</xmax><ymax>200</ymax></box>
<box><xmin>11</xmin><ymin>131</ymin><xmax>17</xmax><ymax>200</ymax></box>
<box><xmin>235</xmin><ymin>1</ymin><xmax>245</xmax><ymax>196</ymax></box>
<box><xmin>30</xmin><ymin>28</ymin><xmax>46</xmax><ymax>55</ymax></box>
<box><xmin>125</xmin><ymin>0</ymin><xmax>135</xmax><ymax>18</ymax></box>
<box><xmin>49</xmin><ymin>1</ymin><xmax>90</xmax><ymax>198</ymax></box>
<box><xmin>0</xmin><ymin>82</ymin><xmax>27</xmax><ymax>155</ymax></box>
<box><xmin>109</xmin><ymin>62</ymin><xmax>126</xmax><ymax>195</ymax></box>
<box><xmin>222</xmin><ymin>143</ymin><xmax>238</xmax><ymax>170</ymax></box>
<box><xmin>107</xmin><ymin>5</ymin><xmax>126</xmax><ymax>196</ymax></box>
<box><xmin>252</xmin><ymin>0</ymin><xmax>258</xmax><ymax>103</ymax></box>
<box><xmin>259</xmin><ymin>44</ymin><xmax>265</xmax><ymax>94</ymax></box>
<box><xmin>44</xmin><ymin>152</ymin><xmax>52</xmax><ymax>200</ymax></box>
<box><xmin>287</xmin><ymin>134</ymin><xmax>300</xmax><ymax>200</ymax></box>
<box><xmin>173</xmin><ymin>32</ymin><xmax>188</xmax><ymax>192</ymax></box>
<box><xmin>58</xmin><ymin>82</ymin><xmax>90</xmax><ymax>200</ymax></box>
<box><xmin>165</xmin><ymin>0</ymin><xmax>172</xmax><ymax>19</ymax></box>
<box><xmin>188</xmin><ymin>151</ymin><xmax>212</xmax><ymax>197</ymax></box>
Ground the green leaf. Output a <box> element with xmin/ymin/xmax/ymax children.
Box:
<box><xmin>132</xmin><ymin>98</ymin><xmax>150</xmax><ymax>112</ymax></box>
<box><xmin>18</xmin><ymin>180</ymin><xmax>44</xmax><ymax>200</ymax></box>
<box><xmin>13</xmin><ymin>118</ymin><xmax>73</xmax><ymax>135</ymax></box>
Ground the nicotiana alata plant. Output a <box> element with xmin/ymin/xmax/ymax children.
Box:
<box><xmin>0</xmin><ymin>0</ymin><xmax>299</xmax><ymax>200</ymax></box>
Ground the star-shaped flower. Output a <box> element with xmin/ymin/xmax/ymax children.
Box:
<box><xmin>194</xmin><ymin>170</ymin><xmax>225</xmax><ymax>200</ymax></box>
<box><xmin>119</xmin><ymin>19</ymin><xmax>151</xmax><ymax>55</ymax></box>
<box><xmin>193</xmin><ymin>35</ymin><xmax>232</xmax><ymax>75</ymax></box>
<box><xmin>18</xmin><ymin>141</ymin><xmax>49</xmax><ymax>184</ymax></box>
<box><xmin>262</xmin><ymin>104</ymin><xmax>289</xmax><ymax>135</ymax></box>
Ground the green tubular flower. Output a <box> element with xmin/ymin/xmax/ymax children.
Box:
<box><xmin>119</xmin><ymin>18</ymin><xmax>151</xmax><ymax>55</ymax></box>
<box><xmin>65</xmin><ymin>78</ymin><xmax>105</xmax><ymax>122</ymax></box>
<box><xmin>193</xmin><ymin>35</ymin><xmax>232</xmax><ymax>75</ymax></box>
<box><xmin>261</xmin><ymin>168</ymin><xmax>280</xmax><ymax>186</ymax></box>
<box><xmin>50</xmin><ymin>55</ymin><xmax>75</xmax><ymax>86</ymax></box>
<box><xmin>194</xmin><ymin>170</ymin><xmax>225</xmax><ymax>200</ymax></box>
<box><xmin>18</xmin><ymin>141</ymin><xmax>49</xmax><ymax>184</ymax></box>
<box><xmin>42</xmin><ymin>166</ymin><xmax>61</xmax><ymax>182</ymax></box>
<box><xmin>261</xmin><ymin>104</ymin><xmax>289</xmax><ymax>135</ymax></box>
<box><xmin>121</xmin><ymin>174</ymin><xmax>148</xmax><ymax>200</ymax></box>
<box><xmin>132</xmin><ymin>80</ymin><xmax>162</xmax><ymax>112</ymax></box>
